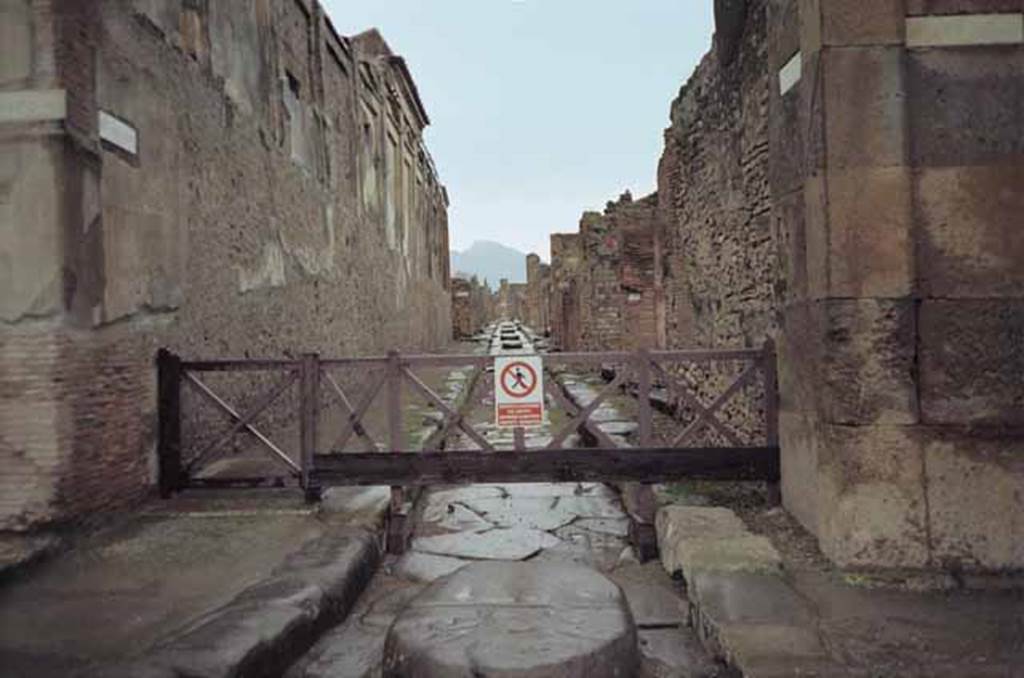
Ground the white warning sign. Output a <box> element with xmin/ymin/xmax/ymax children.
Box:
<box><xmin>494</xmin><ymin>355</ymin><xmax>544</xmax><ymax>428</ymax></box>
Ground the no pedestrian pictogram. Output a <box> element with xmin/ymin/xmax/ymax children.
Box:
<box><xmin>494</xmin><ymin>356</ymin><xmax>544</xmax><ymax>427</ymax></box>
<box><xmin>499</xmin><ymin>361</ymin><xmax>538</xmax><ymax>399</ymax></box>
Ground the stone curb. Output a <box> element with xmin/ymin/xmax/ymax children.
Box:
<box><xmin>0</xmin><ymin>532</ymin><xmax>64</xmax><ymax>585</ymax></box>
<box><xmin>92</xmin><ymin>527</ymin><xmax>382</xmax><ymax>678</ymax></box>
<box><xmin>656</xmin><ymin>505</ymin><xmax>852</xmax><ymax>677</ymax></box>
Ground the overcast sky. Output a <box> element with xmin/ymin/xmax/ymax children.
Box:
<box><xmin>324</xmin><ymin>1</ymin><xmax>715</xmax><ymax>260</ymax></box>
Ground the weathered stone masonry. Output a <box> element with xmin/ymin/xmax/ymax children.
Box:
<box><xmin>523</xmin><ymin>253</ymin><xmax>550</xmax><ymax>335</ymax></box>
<box><xmin>0</xmin><ymin>0</ymin><xmax>451</xmax><ymax>530</ymax></box>
<box><xmin>769</xmin><ymin>0</ymin><xmax>1024</xmax><ymax>572</ymax></box>
<box><xmin>451</xmin><ymin>275</ymin><xmax>493</xmax><ymax>339</ymax></box>
<box><xmin>548</xmin><ymin>192</ymin><xmax>664</xmax><ymax>352</ymax></box>
<box><xmin>545</xmin><ymin>0</ymin><xmax>1024</xmax><ymax>572</ymax></box>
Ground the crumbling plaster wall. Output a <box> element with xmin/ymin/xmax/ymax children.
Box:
<box><xmin>0</xmin><ymin>0</ymin><xmax>451</xmax><ymax>531</ymax></box>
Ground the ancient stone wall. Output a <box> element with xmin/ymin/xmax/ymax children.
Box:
<box><xmin>0</xmin><ymin>0</ymin><xmax>451</xmax><ymax>530</ymax></box>
<box><xmin>769</xmin><ymin>0</ymin><xmax>1024</xmax><ymax>571</ymax></box>
<box><xmin>523</xmin><ymin>254</ymin><xmax>551</xmax><ymax>335</ymax></box>
<box><xmin>547</xmin><ymin>193</ymin><xmax>662</xmax><ymax>352</ymax></box>
<box><xmin>644</xmin><ymin>0</ymin><xmax>775</xmax><ymax>450</ymax></box>
<box><xmin>451</xmin><ymin>275</ymin><xmax>492</xmax><ymax>339</ymax></box>
<box><xmin>494</xmin><ymin>279</ymin><xmax>527</xmax><ymax>321</ymax></box>
<box><xmin>548</xmin><ymin>234</ymin><xmax>583</xmax><ymax>351</ymax></box>
<box><xmin>658</xmin><ymin>0</ymin><xmax>775</xmax><ymax>351</ymax></box>
<box><xmin>770</xmin><ymin>0</ymin><xmax>1024</xmax><ymax>573</ymax></box>
<box><xmin>541</xmin><ymin>0</ymin><xmax>1024</xmax><ymax>572</ymax></box>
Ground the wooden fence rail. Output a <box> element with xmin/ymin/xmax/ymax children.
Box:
<box><xmin>157</xmin><ymin>342</ymin><xmax>780</xmax><ymax>521</ymax></box>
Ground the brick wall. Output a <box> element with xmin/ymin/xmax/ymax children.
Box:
<box><xmin>0</xmin><ymin>0</ymin><xmax>452</xmax><ymax>531</ymax></box>
<box><xmin>547</xmin><ymin>193</ymin><xmax>663</xmax><ymax>352</ymax></box>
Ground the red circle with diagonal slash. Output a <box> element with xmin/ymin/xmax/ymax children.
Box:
<box><xmin>500</xmin><ymin>362</ymin><xmax>538</xmax><ymax>399</ymax></box>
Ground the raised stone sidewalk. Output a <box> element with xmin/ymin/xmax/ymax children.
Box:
<box><xmin>0</xmin><ymin>486</ymin><xmax>391</xmax><ymax>678</ymax></box>
<box><xmin>656</xmin><ymin>504</ymin><xmax>1024</xmax><ymax>677</ymax></box>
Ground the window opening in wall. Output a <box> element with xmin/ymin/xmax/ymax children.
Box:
<box><xmin>287</xmin><ymin>70</ymin><xmax>301</xmax><ymax>99</ymax></box>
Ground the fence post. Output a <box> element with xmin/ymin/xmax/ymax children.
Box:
<box><xmin>387</xmin><ymin>350</ymin><xmax>407</xmax><ymax>553</ymax></box>
<box><xmin>763</xmin><ymin>338</ymin><xmax>781</xmax><ymax>506</ymax></box>
<box><xmin>157</xmin><ymin>348</ymin><xmax>183</xmax><ymax>498</ymax></box>
<box><xmin>300</xmin><ymin>352</ymin><xmax>321</xmax><ymax>503</ymax></box>
<box><xmin>636</xmin><ymin>348</ymin><xmax>653</xmax><ymax>448</ymax></box>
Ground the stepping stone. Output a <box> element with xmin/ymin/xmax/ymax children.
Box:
<box><xmin>411</xmin><ymin>527</ymin><xmax>561</xmax><ymax>561</ymax></box>
<box><xmin>383</xmin><ymin>562</ymin><xmax>639</xmax><ymax>677</ymax></box>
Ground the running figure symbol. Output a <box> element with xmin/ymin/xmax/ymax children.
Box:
<box><xmin>510</xmin><ymin>367</ymin><xmax>529</xmax><ymax>390</ymax></box>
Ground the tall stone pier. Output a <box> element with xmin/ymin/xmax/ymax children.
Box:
<box><xmin>770</xmin><ymin>0</ymin><xmax>1023</xmax><ymax>570</ymax></box>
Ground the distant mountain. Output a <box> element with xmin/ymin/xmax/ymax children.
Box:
<box><xmin>450</xmin><ymin>240</ymin><xmax>527</xmax><ymax>290</ymax></box>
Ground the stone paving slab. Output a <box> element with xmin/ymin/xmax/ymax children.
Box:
<box><xmin>420</xmin><ymin>501</ymin><xmax>495</xmax><ymax>532</ymax></box>
<box><xmin>598</xmin><ymin>421</ymin><xmax>639</xmax><ymax>436</ymax></box>
<box><xmin>542</xmin><ymin>524</ymin><xmax>634</xmax><ymax>572</ymax></box>
<box><xmin>458</xmin><ymin>496</ymin><xmax>581</xmax><ymax>531</ymax></box>
<box><xmin>410</xmin><ymin>526</ymin><xmax>562</xmax><ymax>560</ymax></box>
<box><xmin>390</xmin><ymin>552</ymin><xmax>469</xmax><ymax>583</ymax></box>
<box><xmin>574</xmin><ymin>517</ymin><xmax>631</xmax><ymax>537</ymax></box>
